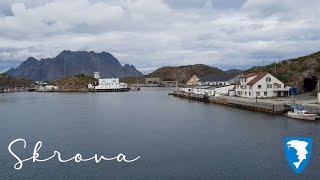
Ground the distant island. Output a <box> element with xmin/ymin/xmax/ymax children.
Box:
<box><xmin>6</xmin><ymin>50</ymin><xmax>143</xmax><ymax>81</ymax></box>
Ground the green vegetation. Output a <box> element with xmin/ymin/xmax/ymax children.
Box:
<box><xmin>247</xmin><ymin>51</ymin><xmax>320</xmax><ymax>91</ymax></box>
<box><xmin>53</xmin><ymin>74</ymin><xmax>96</xmax><ymax>92</ymax></box>
<box><xmin>0</xmin><ymin>73</ymin><xmax>33</xmax><ymax>88</ymax></box>
<box><xmin>147</xmin><ymin>64</ymin><xmax>227</xmax><ymax>83</ymax></box>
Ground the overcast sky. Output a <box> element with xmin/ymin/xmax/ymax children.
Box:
<box><xmin>0</xmin><ymin>0</ymin><xmax>320</xmax><ymax>73</ymax></box>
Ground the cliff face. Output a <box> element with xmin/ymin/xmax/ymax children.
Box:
<box><xmin>6</xmin><ymin>50</ymin><xmax>143</xmax><ymax>81</ymax></box>
<box><xmin>148</xmin><ymin>64</ymin><xmax>241</xmax><ymax>82</ymax></box>
<box><xmin>247</xmin><ymin>51</ymin><xmax>320</xmax><ymax>91</ymax></box>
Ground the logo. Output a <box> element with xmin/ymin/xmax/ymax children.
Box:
<box><xmin>284</xmin><ymin>137</ymin><xmax>312</xmax><ymax>174</ymax></box>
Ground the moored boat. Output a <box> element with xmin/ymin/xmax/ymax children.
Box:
<box><xmin>88</xmin><ymin>72</ymin><xmax>130</xmax><ymax>92</ymax></box>
<box><xmin>286</xmin><ymin>104</ymin><xmax>320</xmax><ymax>121</ymax></box>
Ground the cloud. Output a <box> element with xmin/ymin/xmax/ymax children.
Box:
<box><xmin>0</xmin><ymin>0</ymin><xmax>319</xmax><ymax>74</ymax></box>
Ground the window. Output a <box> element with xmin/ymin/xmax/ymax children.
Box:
<box><xmin>245</xmin><ymin>92</ymin><xmax>247</xmax><ymax>95</ymax></box>
<box><xmin>256</xmin><ymin>92</ymin><xmax>260</xmax><ymax>96</ymax></box>
<box><xmin>249</xmin><ymin>92</ymin><xmax>251</xmax><ymax>96</ymax></box>
<box><xmin>258</xmin><ymin>85</ymin><xmax>262</xmax><ymax>89</ymax></box>
<box><xmin>266</xmin><ymin>77</ymin><xmax>271</xmax><ymax>82</ymax></box>
<box><xmin>264</xmin><ymin>92</ymin><xmax>267</xmax><ymax>96</ymax></box>
<box><xmin>274</xmin><ymin>83</ymin><xmax>282</xmax><ymax>88</ymax></box>
<box><xmin>267</xmin><ymin>84</ymin><xmax>272</xmax><ymax>88</ymax></box>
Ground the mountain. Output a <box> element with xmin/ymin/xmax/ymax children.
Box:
<box><xmin>147</xmin><ymin>64</ymin><xmax>241</xmax><ymax>82</ymax></box>
<box><xmin>6</xmin><ymin>50</ymin><xmax>143</xmax><ymax>81</ymax></box>
<box><xmin>247</xmin><ymin>51</ymin><xmax>320</xmax><ymax>91</ymax></box>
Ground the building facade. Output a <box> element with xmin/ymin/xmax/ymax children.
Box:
<box><xmin>187</xmin><ymin>75</ymin><xmax>200</xmax><ymax>86</ymax></box>
<box><xmin>145</xmin><ymin>78</ymin><xmax>161</xmax><ymax>84</ymax></box>
<box><xmin>197</xmin><ymin>74</ymin><xmax>231</xmax><ymax>86</ymax></box>
<box><xmin>235</xmin><ymin>72</ymin><xmax>290</xmax><ymax>98</ymax></box>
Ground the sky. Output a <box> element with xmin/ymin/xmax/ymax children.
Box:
<box><xmin>0</xmin><ymin>0</ymin><xmax>320</xmax><ymax>73</ymax></box>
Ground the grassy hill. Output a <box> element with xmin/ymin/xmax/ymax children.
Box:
<box><xmin>247</xmin><ymin>51</ymin><xmax>320</xmax><ymax>91</ymax></box>
<box><xmin>0</xmin><ymin>73</ymin><xmax>33</xmax><ymax>89</ymax></box>
<box><xmin>53</xmin><ymin>74</ymin><xmax>96</xmax><ymax>92</ymax></box>
<box><xmin>147</xmin><ymin>64</ymin><xmax>240</xmax><ymax>83</ymax></box>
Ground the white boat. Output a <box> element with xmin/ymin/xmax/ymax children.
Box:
<box><xmin>88</xmin><ymin>78</ymin><xmax>130</xmax><ymax>92</ymax></box>
<box><xmin>286</xmin><ymin>104</ymin><xmax>320</xmax><ymax>121</ymax></box>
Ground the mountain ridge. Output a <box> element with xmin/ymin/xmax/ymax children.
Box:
<box><xmin>6</xmin><ymin>50</ymin><xmax>143</xmax><ymax>81</ymax></box>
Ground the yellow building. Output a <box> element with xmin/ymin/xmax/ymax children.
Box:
<box><xmin>187</xmin><ymin>75</ymin><xmax>200</xmax><ymax>86</ymax></box>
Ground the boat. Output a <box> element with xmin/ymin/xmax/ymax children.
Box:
<box><xmin>286</xmin><ymin>104</ymin><xmax>320</xmax><ymax>121</ymax></box>
<box><xmin>131</xmin><ymin>86</ymin><xmax>140</xmax><ymax>91</ymax></box>
<box><xmin>28</xmin><ymin>88</ymin><xmax>36</xmax><ymax>92</ymax></box>
<box><xmin>88</xmin><ymin>76</ymin><xmax>130</xmax><ymax>92</ymax></box>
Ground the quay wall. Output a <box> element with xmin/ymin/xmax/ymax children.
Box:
<box><xmin>304</xmin><ymin>104</ymin><xmax>320</xmax><ymax>114</ymax></box>
<box><xmin>172</xmin><ymin>91</ymin><xmax>290</xmax><ymax>114</ymax></box>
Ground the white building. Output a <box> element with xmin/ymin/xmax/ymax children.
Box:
<box><xmin>180</xmin><ymin>87</ymin><xmax>215</xmax><ymax>96</ymax></box>
<box><xmin>235</xmin><ymin>72</ymin><xmax>290</xmax><ymax>98</ymax></box>
<box><xmin>197</xmin><ymin>74</ymin><xmax>231</xmax><ymax>87</ymax></box>
<box><xmin>214</xmin><ymin>85</ymin><xmax>235</xmax><ymax>96</ymax></box>
<box><xmin>179</xmin><ymin>85</ymin><xmax>235</xmax><ymax>97</ymax></box>
<box><xmin>94</xmin><ymin>72</ymin><xmax>101</xmax><ymax>79</ymax></box>
<box><xmin>38</xmin><ymin>85</ymin><xmax>59</xmax><ymax>92</ymax></box>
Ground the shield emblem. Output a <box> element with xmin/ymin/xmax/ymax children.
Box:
<box><xmin>284</xmin><ymin>137</ymin><xmax>312</xmax><ymax>174</ymax></box>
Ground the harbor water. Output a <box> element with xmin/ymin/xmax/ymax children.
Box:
<box><xmin>0</xmin><ymin>88</ymin><xmax>320</xmax><ymax>179</ymax></box>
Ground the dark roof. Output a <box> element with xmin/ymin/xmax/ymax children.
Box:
<box><xmin>228</xmin><ymin>74</ymin><xmax>242</xmax><ymax>85</ymax></box>
<box><xmin>247</xmin><ymin>72</ymin><xmax>269</xmax><ymax>85</ymax></box>
<box><xmin>200</xmin><ymin>74</ymin><xmax>231</xmax><ymax>82</ymax></box>
<box><xmin>239</xmin><ymin>73</ymin><xmax>259</xmax><ymax>78</ymax></box>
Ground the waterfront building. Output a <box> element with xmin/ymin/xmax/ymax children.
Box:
<box><xmin>197</xmin><ymin>74</ymin><xmax>231</xmax><ymax>86</ymax></box>
<box><xmin>235</xmin><ymin>72</ymin><xmax>290</xmax><ymax>98</ymax></box>
<box><xmin>145</xmin><ymin>78</ymin><xmax>161</xmax><ymax>84</ymax></box>
<box><xmin>214</xmin><ymin>85</ymin><xmax>235</xmax><ymax>96</ymax></box>
<box><xmin>187</xmin><ymin>75</ymin><xmax>200</xmax><ymax>86</ymax></box>
<box><xmin>180</xmin><ymin>86</ymin><xmax>215</xmax><ymax>96</ymax></box>
<box><xmin>38</xmin><ymin>85</ymin><xmax>59</xmax><ymax>92</ymax></box>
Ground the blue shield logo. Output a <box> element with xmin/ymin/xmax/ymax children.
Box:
<box><xmin>284</xmin><ymin>137</ymin><xmax>312</xmax><ymax>174</ymax></box>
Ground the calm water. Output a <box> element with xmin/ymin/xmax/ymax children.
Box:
<box><xmin>0</xmin><ymin>88</ymin><xmax>320</xmax><ymax>180</ymax></box>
